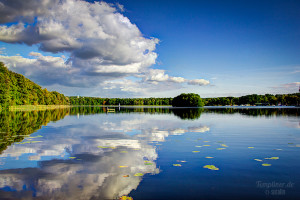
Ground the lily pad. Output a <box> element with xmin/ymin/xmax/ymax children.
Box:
<box><xmin>248</xmin><ymin>147</ymin><xmax>254</xmax><ymax>149</ymax></box>
<box><xmin>119</xmin><ymin>196</ymin><xmax>133</xmax><ymax>200</ymax></box>
<box><xmin>173</xmin><ymin>164</ymin><xmax>182</xmax><ymax>167</ymax></box>
<box><xmin>120</xmin><ymin>151</ymin><xmax>128</xmax><ymax>153</ymax></box>
<box><xmin>262</xmin><ymin>163</ymin><xmax>272</xmax><ymax>166</ymax></box>
<box><xmin>205</xmin><ymin>156</ymin><xmax>214</xmax><ymax>159</ymax></box>
<box><xmin>144</xmin><ymin>161</ymin><xmax>153</xmax><ymax>165</ymax></box>
<box><xmin>203</xmin><ymin>165</ymin><xmax>219</xmax><ymax>170</ymax></box>
<box><xmin>192</xmin><ymin>151</ymin><xmax>200</xmax><ymax>153</ymax></box>
<box><xmin>98</xmin><ymin>146</ymin><xmax>109</xmax><ymax>148</ymax></box>
<box><xmin>195</xmin><ymin>146</ymin><xmax>202</xmax><ymax>148</ymax></box>
<box><xmin>265</xmin><ymin>157</ymin><xmax>279</xmax><ymax>160</ymax></box>
<box><xmin>220</xmin><ymin>144</ymin><xmax>228</xmax><ymax>147</ymax></box>
<box><xmin>119</xmin><ymin>166</ymin><xmax>128</xmax><ymax>168</ymax></box>
<box><xmin>134</xmin><ymin>173</ymin><xmax>144</xmax><ymax>177</ymax></box>
<box><xmin>69</xmin><ymin>157</ymin><xmax>76</xmax><ymax>159</ymax></box>
<box><xmin>97</xmin><ymin>146</ymin><xmax>116</xmax><ymax>149</ymax></box>
<box><xmin>28</xmin><ymin>135</ymin><xmax>43</xmax><ymax>138</ymax></box>
<box><xmin>254</xmin><ymin>159</ymin><xmax>263</xmax><ymax>162</ymax></box>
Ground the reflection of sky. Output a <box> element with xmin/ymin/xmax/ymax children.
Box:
<box><xmin>0</xmin><ymin>112</ymin><xmax>209</xmax><ymax>199</ymax></box>
<box><xmin>1</xmin><ymin>111</ymin><xmax>299</xmax><ymax>199</ymax></box>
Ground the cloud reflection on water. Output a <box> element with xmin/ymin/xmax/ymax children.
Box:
<box><xmin>0</xmin><ymin>110</ymin><xmax>209</xmax><ymax>199</ymax></box>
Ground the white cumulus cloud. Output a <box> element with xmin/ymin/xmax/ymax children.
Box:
<box><xmin>188</xmin><ymin>79</ymin><xmax>210</xmax><ymax>86</ymax></box>
<box><xmin>0</xmin><ymin>0</ymin><xmax>210</xmax><ymax>96</ymax></box>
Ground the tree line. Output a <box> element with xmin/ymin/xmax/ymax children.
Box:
<box><xmin>69</xmin><ymin>96</ymin><xmax>173</xmax><ymax>106</ymax></box>
<box><xmin>0</xmin><ymin>62</ymin><xmax>69</xmax><ymax>109</ymax></box>
<box><xmin>203</xmin><ymin>93</ymin><xmax>300</xmax><ymax>106</ymax></box>
<box><xmin>70</xmin><ymin>93</ymin><xmax>299</xmax><ymax>106</ymax></box>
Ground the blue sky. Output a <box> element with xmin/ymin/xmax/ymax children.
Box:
<box><xmin>0</xmin><ymin>0</ymin><xmax>299</xmax><ymax>97</ymax></box>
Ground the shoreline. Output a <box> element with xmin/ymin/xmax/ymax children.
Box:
<box><xmin>0</xmin><ymin>104</ymin><xmax>298</xmax><ymax>112</ymax></box>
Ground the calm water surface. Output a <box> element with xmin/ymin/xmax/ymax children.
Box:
<box><xmin>0</xmin><ymin>107</ymin><xmax>299</xmax><ymax>200</ymax></box>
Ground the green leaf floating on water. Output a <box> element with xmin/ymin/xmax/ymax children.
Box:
<box><xmin>120</xmin><ymin>151</ymin><xmax>128</xmax><ymax>153</ymax></box>
<box><xmin>203</xmin><ymin>165</ymin><xmax>219</xmax><ymax>170</ymax></box>
<box><xmin>265</xmin><ymin>157</ymin><xmax>279</xmax><ymax>160</ymax></box>
<box><xmin>192</xmin><ymin>151</ymin><xmax>200</xmax><ymax>153</ymax></box>
<box><xmin>220</xmin><ymin>144</ymin><xmax>228</xmax><ymax>147</ymax></box>
<box><xmin>119</xmin><ymin>195</ymin><xmax>133</xmax><ymax>200</ymax></box>
<box><xmin>248</xmin><ymin>147</ymin><xmax>254</xmax><ymax>149</ymax></box>
<box><xmin>262</xmin><ymin>163</ymin><xmax>271</xmax><ymax>166</ymax></box>
<box><xmin>28</xmin><ymin>135</ymin><xmax>43</xmax><ymax>139</ymax></box>
<box><xmin>195</xmin><ymin>146</ymin><xmax>202</xmax><ymax>148</ymax></box>
<box><xmin>134</xmin><ymin>173</ymin><xmax>144</xmax><ymax>176</ymax></box>
<box><xmin>205</xmin><ymin>156</ymin><xmax>214</xmax><ymax>159</ymax></box>
<box><xmin>173</xmin><ymin>164</ymin><xmax>182</xmax><ymax>167</ymax></box>
<box><xmin>97</xmin><ymin>146</ymin><xmax>116</xmax><ymax>149</ymax></box>
<box><xmin>69</xmin><ymin>157</ymin><xmax>76</xmax><ymax>159</ymax></box>
<box><xmin>144</xmin><ymin>161</ymin><xmax>153</xmax><ymax>165</ymax></box>
<box><xmin>254</xmin><ymin>159</ymin><xmax>263</xmax><ymax>162</ymax></box>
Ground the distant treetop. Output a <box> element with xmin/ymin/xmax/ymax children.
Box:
<box><xmin>172</xmin><ymin>93</ymin><xmax>204</xmax><ymax>107</ymax></box>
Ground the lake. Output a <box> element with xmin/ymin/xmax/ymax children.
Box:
<box><xmin>0</xmin><ymin>107</ymin><xmax>299</xmax><ymax>200</ymax></box>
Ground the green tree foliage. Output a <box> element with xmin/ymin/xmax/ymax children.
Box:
<box><xmin>0</xmin><ymin>62</ymin><xmax>69</xmax><ymax>108</ymax></box>
<box><xmin>69</xmin><ymin>96</ymin><xmax>173</xmax><ymax>106</ymax></box>
<box><xmin>172</xmin><ymin>93</ymin><xmax>204</xmax><ymax>107</ymax></box>
<box><xmin>204</xmin><ymin>93</ymin><xmax>300</xmax><ymax>106</ymax></box>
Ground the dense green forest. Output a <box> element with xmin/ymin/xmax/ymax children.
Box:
<box><xmin>0</xmin><ymin>62</ymin><xmax>69</xmax><ymax>108</ymax></box>
<box><xmin>69</xmin><ymin>96</ymin><xmax>173</xmax><ymax>106</ymax></box>
<box><xmin>203</xmin><ymin>93</ymin><xmax>300</xmax><ymax>106</ymax></box>
<box><xmin>70</xmin><ymin>93</ymin><xmax>299</xmax><ymax>106</ymax></box>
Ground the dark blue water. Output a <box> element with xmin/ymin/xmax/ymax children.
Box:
<box><xmin>0</xmin><ymin>107</ymin><xmax>299</xmax><ymax>200</ymax></box>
